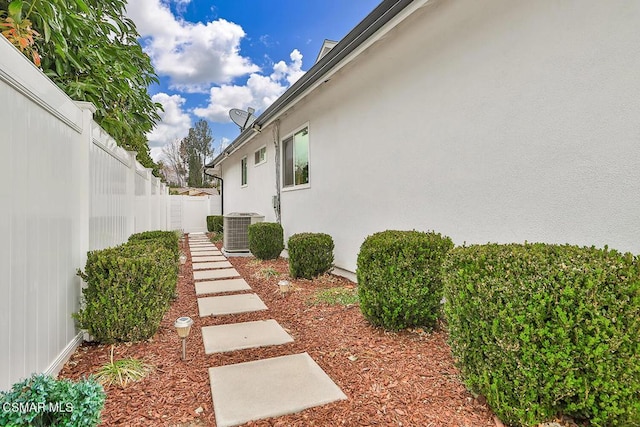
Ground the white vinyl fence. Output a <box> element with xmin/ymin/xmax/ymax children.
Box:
<box><xmin>0</xmin><ymin>37</ymin><xmax>169</xmax><ymax>391</ymax></box>
<box><xmin>170</xmin><ymin>195</ymin><xmax>221</xmax><ymax>233</ymax></box>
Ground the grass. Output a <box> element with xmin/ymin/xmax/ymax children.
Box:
<box><xmin>94</xmin><ymin>346</ymin><xmax>152</xmax><ymax>387</ymax></box>
<box><xmin>308</xmin><ymin>286</ymin><xmax>359</xmax><ymax>306</ymax></box>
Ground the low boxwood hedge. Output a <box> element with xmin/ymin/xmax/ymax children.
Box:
<box><xmin>442</xmin><ymin>243</ymin><xmax>640</xmax><ymax>426</ymax></box>
<box><xmin>75</xmin><ymin>239</ymin><xmax>178</xmax><ymax>343</ymax></box>
<box><xmin>128</xmin><ymin>230</ymin><xmax>179</xmax><ymax>261</ymax></box>
<box><xmin>356</xmin><ymin>230</ymin><xmax>453</xmax><ymax>330</ymax></box>
<box><xmin>248</xmin><ymin>222</ymin><xmax>284</xmax><ymax>260</ymax></box>
<box><xmin>288</xmin><ymin>233</ymin><xmax>334</xmax><ymax>279</ymax></box>
<box><xmin>207</xmin><ymin>215</ymin><xmax>223</xmax><ymax>233</ymax></box>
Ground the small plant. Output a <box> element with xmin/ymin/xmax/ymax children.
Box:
<box><xmin>357</xmin><ymin>230</ymin><xmax>453</xmax><ymax>331</ymax></box>
<box><xmin>309</xmin><ymin>287</ymin><xmax>359</xmax><ymax>306</ymax></box>
<box><xmin>288</xmin><ymin>233</ymin><xmax>334</xmax><ymax>279</ymax></box>
<box><xmin>94</xmin><ymin>346</ymin><xmax>151</xmax><ymax>387</ymax></box>
<box><xmin>0</xmin><ymin>374</ymin><xmax>105</xmax><ymax>427</ymax></box>
<box><xmin>257</xmin><ymin>266</ymin><xmax>280</xmax><ymax>279</ymax></box>
<box><xmin>208</xmin><ymin>231</ymin><xmax>223</xmax><ymax>243</ymax></box>
<box><xmin>248</xmin><ymin>222</ymin><xmax>284</xmax><ymax>260</ymax></box>
<box><xmin>206</xmin><ymin>215</ymin><xmax>223</xmax><ymax>233</ymax></box>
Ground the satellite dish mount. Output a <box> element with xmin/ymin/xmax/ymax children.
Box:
<box><xmin>229</xmin><ymin>107</ymin><xmax>257</xmax><ymax>132</ymax></box>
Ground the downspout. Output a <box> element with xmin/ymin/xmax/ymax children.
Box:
<box><xmin>204</xmin><ymin>169</ymin><xmax>223</xmax><ymax>215</ymax></box>
<box><xmin>273</xmin><ymin>120</ymin><xmax>281</xmax><ymax>223</ymax></box>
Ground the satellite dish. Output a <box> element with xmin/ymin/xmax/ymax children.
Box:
<box><xmin>229</xmin><ymin>107</ymin><xmax>257</xmax><ymax>131</ymax></box>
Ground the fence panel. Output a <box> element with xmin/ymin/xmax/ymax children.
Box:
<box><xmin>169</xmin><ymin>195</ymin><xmax>221</xmax><ymax>232</ymax></box>
<box><xmin>0</xmin><ymin>37</ymin><xmax>169</xmax><ymax>391</ymax></box>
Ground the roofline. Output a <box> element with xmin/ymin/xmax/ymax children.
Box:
<box><xmin>208</xmin><ymin>0</ymin><xmax>417</xmax><ymax>168</ymax></box>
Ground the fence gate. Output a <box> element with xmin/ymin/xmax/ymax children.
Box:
<box><xmin>169</xmin><ymin>195</ymin><xmax>221</xmax><ymax>233</ymax></box>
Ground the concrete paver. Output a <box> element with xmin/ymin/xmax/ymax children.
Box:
<box><xmin>202</xmin><ymin>319</ymin><xmax>293</xmax><ymax>354</ymax></box>
<box><xmin>198</xmin><ymin>293</ymin><xmax>267</xmax><ymax>316</ymax></box>
<box><xmin>191</xmin><ymin>247</ymin><xmax>220</xmax><ymax>252</ymax></box>
<box><xmin>209</xmin><ymin>352</ymin><xmax>347</xmax><ymax>427</ymax></box>
<box><xmin>194</xmin><ymin>268</ymin><xmax>239</xmax><ymax>281</ymax></box>
<box><xmin>192</xmin><ymin>261</ymin><xmax>233</xmax><ymax>270</ymax></box>
<box><xmin>190</xmin><ymin>250</ymin><xmax>222</xmax><ymax>256</ymax></box>
<box><xmin>195</xmin><ymin>278</ymin><xmax>251</xmax><ymax>295</ymax></box>
<box><xmin>191</xmin><ymin>255</ymin><xmax>227</xmax><ymax>262</ymax></box>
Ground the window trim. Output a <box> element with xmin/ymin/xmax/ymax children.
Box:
<box><xmin>254</xmin><ymin>145</ymin><xmax>267</xmax><ymax>166</ymax></box>
<box><xmin>240</xmin><ymin>156</ymin><xmax>248</xmax><ymax>187</ymax></box>
<box><xmin>281</xmin><ymin>123</ymin><xmax>310</xmax><ymax>191</ymax></box>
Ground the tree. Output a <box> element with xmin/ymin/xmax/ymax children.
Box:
<box><xmin>0</xmin><ymin>0</ymin><xmax>161</xmax><ymax>172</ymax></box>
<box><xmin>180</xmin><ymin>120</ymin><xmax>213</xmax><ymax>187</ymax></box>
<box><xmin>161</xmin><ymin>139</ymin><xmax>187</xmax><ymax>187</ymax></box>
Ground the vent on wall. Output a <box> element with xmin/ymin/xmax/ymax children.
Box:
<box><xmin>223</xmin><ymin>213</ymin><xmax>265</xmax><ymax>253</ymax></box>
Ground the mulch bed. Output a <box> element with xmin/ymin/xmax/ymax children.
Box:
<box><xmin>59</xmin><ymin>235</ymin><xmax>496</xmax><ymax>426</ymax></box>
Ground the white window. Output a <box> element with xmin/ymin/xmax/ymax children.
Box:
<box><xmin>282</xmin><ymin>126</ymin><xmax>309</xmax><ymax>188</ymax></box>
<box><xmin>254</xmin><ymin>146</ymin><xmax>266</xmax><ymax>166</ymax></box>
<box><xmin>241</xmin><ymin>156</ymin><xmax>247</xmax><ymax>186</ymax></box>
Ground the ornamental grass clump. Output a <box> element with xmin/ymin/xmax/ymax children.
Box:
<box><xmin>288</xmin><ymin>233</ymin><xmax>334</xmax><ymax>279</ymax></box>
<box><xmin>356</xmin><ymin>230</ymin><xmax>453</xmax><ymax>331</ymax></box>
<box><xmin>442</xmin><ymin>243</ymin><xmax>640</xmax><ymax>427</ymax></box>
<box><xmin>248</xmin><ymin>222</ymin><xmax>284</xmax><ymax>260</ymax></box>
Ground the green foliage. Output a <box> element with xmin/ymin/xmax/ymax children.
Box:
<box><xmin>128</xmin><ymin>230</ymin><xmax>180</xmax><ymax>262</ymax></box>
<box><xmin>0</xmin><ymin>0</ymin><xmax>161</xmax><ymax>172</ymax></box>
<box><xmin>288</xmin><ymin>233</ymin><xmax>335</xmax><ymax>279</ymax></box>
<box><xmin>207</xmin><ymin>215</ymin><xmax>223</xmax><ymax>233</ymax></box>
<box><xmin>356</xmin><ymin>230</ymin><xmax>453</xmax><ymax>331</ymax></box>
<box><xmin>309</xmin><ymin>287</ymin><xmax>359</xmax><ymax>306</ymax></box>
<box><xmin>0</xmin><ymin>373</ymin><xmax>105</xmax><ymax>427</ymax></box>
<box><xmin>257</xmin><ymin>266</ymin><xmax>280</xmax><ymax>279</ymax></box>
<box><xmin>248</xmin><ymin>222</ymin><xmax>284</xmax><ymax>260</ymax></box>
<box><xmin>75</xmin><ymin>239</ymin><xmax>178</xmax><ymax>343</ymax></box>
<box><xmin>442</xmin><ymin>243</ymin><xmax>640</xmax><ymax>427</ymax></box>
<box><xmin>94</xmin><ymin>346</ymin><xmax>151</xmax><ymax>388</ymax></box>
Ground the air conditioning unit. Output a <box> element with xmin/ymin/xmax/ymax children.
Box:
<box><xmin>223</xmin><ymin>212</ymin><xmax>265</xmax><ymax>253</ymax></box>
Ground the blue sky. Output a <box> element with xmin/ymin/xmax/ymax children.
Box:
<box><xmin>125</xmin><ymin>0</ymin><xmax>381</xmax><ymax>163</ymax></box>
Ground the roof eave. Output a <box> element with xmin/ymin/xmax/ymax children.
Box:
<box><xmin>207</xmin><ymin>0</ymin><xmax>418</xmax><ymax>169</ymax></box>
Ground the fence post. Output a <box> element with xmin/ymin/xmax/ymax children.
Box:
<box><xmin>74</xmin><ymin>102</ymin><xmax>96</xmax><ymax>271</ymax></box>
<box><xmin>145</xmin><ymin>168</ymin><xmax>153</xmax><ymax>231</ymax></box>
<box><xmin>126</xmin><ymin>151</ymin><xmax>137</xmax><ymax>237</ymax></box>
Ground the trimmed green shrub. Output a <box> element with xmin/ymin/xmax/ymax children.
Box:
<box><xmin>207</xmin><ymin>215</ymin><xmax>223</xmax><ymax>233</ymax></box>
<box><xmin>128</xmin><ymin>230</ymin><xmax>179</xmax><ymax>261</ymax></box>
<box><xmin>357</xmin><ymin>230</ymin><xmax>453</xmax><ymax>330</ymax></box>
<box><xmin>75</xmin><ymin>241</ymin><xmax>178</xmax><ymax>343</ymax></box>
<box><xmin>442</xmin><ymin>243</ymin><xmax>640</xmax><ymax>427</ymax></box>
<box><xmin>288</xmin><ymin>233</ymin><xmax>334</xmax><ymax>279</ymax></box>
<box><xmin>0</xmin><ymin>374</ymin><xmax>105</xmax><ymax>427</ymax></box>
<box><xmin>248</xmin><ymin>222</ymin><xmax>284</xmax><ymax>260</ymax></box>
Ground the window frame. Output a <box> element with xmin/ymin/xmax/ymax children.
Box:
<box><xmin>240</xmin><ymin>156</ymin><xmax>248</xmax><ymax>187</ymax></box>
<box><xmin>254</xmin><ymin>145</ymin><xmax>267</xmax><ymax>166</ymax></box>
<box><xmin>281</xmin><ymin>123</ymin><xmax>310</xmax><ymax>191</ymax></box>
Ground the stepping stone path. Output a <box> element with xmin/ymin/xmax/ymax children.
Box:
<box><xmin>187</xmin><ymin>232</ymin><xmax>347</xmax><ymax>427</ymax></box>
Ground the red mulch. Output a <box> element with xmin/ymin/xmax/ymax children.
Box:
<box><xmin>59</xmin><ymin>235</ymin><xmax>496</xmax><ymax>426</ymax></box>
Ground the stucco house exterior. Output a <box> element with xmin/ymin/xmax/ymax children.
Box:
<box><xmin>207</xmin><ymin>0</ymin><xmax>640</xmax><ymax>280</ymax></box>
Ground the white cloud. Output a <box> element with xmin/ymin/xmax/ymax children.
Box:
<box><xmin>126</xmin><ymin>0</ymin><xmax>259</xmax><ymax>92</ymax></box>
<box><xmin>194</xmin><ymin>49</ymin><xmax>306</xmax><ymax>123</ymax></box>
<box><xmin>147</xmin><ymin>93</ymin><xmax>192</xmax><ymax>161</ymax></box>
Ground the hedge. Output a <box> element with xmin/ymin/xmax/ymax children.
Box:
<box><xmin>288</xmin><ymin>233</ymin><xmax>334</xmax><ymax>279</ymax></box>
<box><xmin>75</xmin><ymin>240</ymin><xmax>178</xmax><ymax>343</ymax></box>
<box><xmin>248</xmin><ymin>222</ymin><xmax>284</xmax><ymax>260</ymax></box>
<box><xmin>442</xmin><ymin>243</ymin><xmax>640</xmax><ymax>426</ymax></box>
<box><xmin>128</xmin><ymin>230</ymin><xmax>180</xmax><ymax>261</ymax></box>
<box><xmin>356</xmin><ymin>230</ymin><xmax>453</xmax><ymax>330</ymax></box>
<box><xmin>207</xmin><ymin>215</ymin><xmax>223</xmax><ymax>233</ymax></box>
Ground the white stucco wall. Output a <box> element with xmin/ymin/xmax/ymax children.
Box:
<box><xmin>221</xmin><ymin>133</ymin><xmax>278</xmax><ymax>221</ymax></box>
<box><xmin>222</xmin><ymin>0</ymin><xmax>640</xmax><ymax>275</ymax></box>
